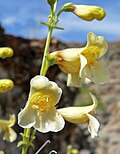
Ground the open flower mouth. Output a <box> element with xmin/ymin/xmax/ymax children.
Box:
<box><xmin>30</xmin><ymin>92</ymin><xmax>54</xmax><ymax>112</ymax></box>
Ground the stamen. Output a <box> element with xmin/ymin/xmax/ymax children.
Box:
<box><xmin>30</xmin><ymin>92</ymin><xmax>53</xmax><ymax>112</ymax></box>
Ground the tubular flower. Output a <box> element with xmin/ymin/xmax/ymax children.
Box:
<box><xmin>57</xmin><ymin>93</ymin><xmax>100</xmax><ymax>138</ymax></box>
<box><xmin>72</xmin><ymin>5</ymin><xmax>106</xmax><ymax>21</ymax></box>
<box><xmin>0</xmin><ymin>114</ymin><xmax>17</xmax><ymax>142</ymax></box>
<box><xmin>0</xmin><ymin>47</ymin><xmax>13</xmax><ymax>59</ymax></box>
<box><xmin>49</xmin><ymin>32</ymin><xmax>109</xmax><ymax>87</ymax></box>
<box><xmin>49</xmin><ymin>47</ymin><xmax>87</xmax><ymax>87</ymax></box>
<box><xmin>0</xmin><ymin>79</ymin><xmax>14</xmax><ymax>93</ymax></box>
<box><xmin>81</xmin><ymin>32</ymin><xmax>109</xmax><ymax>84</ymax></box>
<box><xmin>18</xmin><ymin>75</ymin><xmax>65</xmax><ymax>133</ymax></box>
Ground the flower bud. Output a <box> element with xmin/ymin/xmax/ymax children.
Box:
<box><xmin>0</xmin><ymin>47</ymin><xmax>13</xmax><ymax>59</ymax></box>
<box><xmin>47</xmin><ymin>0</ymin><xmax>56</xmax><ymax>6</ymax></box>
<box><xmin>71</xmin><ymin>149</ymin><xmax>79</xmax><ymax>154</ymax></box>
<box><xmin>0</xmin><ymin>79</ymin><xmax>14</xmax><ymax>93</ymax></box>
<box><xmin>72</xmin><ymin>5</ymin><xmax>106</xmax><ymax>21</ymax></box>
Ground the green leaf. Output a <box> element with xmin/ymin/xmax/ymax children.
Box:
<box><xmin>52</xmin><ymin>25</ymin><xmax>64</xmax><ymax>30</ymax></box>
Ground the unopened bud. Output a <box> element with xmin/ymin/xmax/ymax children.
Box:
<box><xmin>71</xmin><ymin>149</ymin><xmax>79</xmax><ymax>154</ymax></box>
<box><xmin>47</xmin><ymin>0</ymin><xmax>56</xmax><ymax>6</ymax></box>
<box><xmin>0</xmin><ymin>47</ymin><xmax>13</xmax><ymax>59</ymax></box>
<box><xmin>0</xmin><ymin>79</ymin><xmax>14</xmax><ymax>93</ymax></box>
<box><xmin>73</xmin><ymin>5</ymin><xmax>106</xmax><ymax>21</ymax></box>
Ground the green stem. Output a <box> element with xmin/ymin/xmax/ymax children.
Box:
<box><xmin>22</xmin><ymin>128</ymin><xmax>31</xmax><ymax>154</ymax></box>
<box><xmin>40</xmin><ymin>27</ymin><xmax>53</xmax><ymax>76</ymax></box>
<box><xmin>40</xmin><ymin>0</ymin><xmax>58</xmax><ymax>76</ymax></box>
<box><xmin>21</xmin><ymin>1</ymin><xmax>58</xmax><ymax>154</ymax></box>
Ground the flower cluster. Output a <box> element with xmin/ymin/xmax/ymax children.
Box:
<box><xmin>18</xmin><ymin>75</ymin><xmax>100</xmax><ymax>138</ymax></box>
<box><xmin>18</xmin><ymin>1</ymin><xmax>109</xmax><ymax>140</ymax></box>
<box><xmin>0</xmin><ymin>47</ymin><xmax>14</xmax><ymax>92</ymax></box>
<box><xmin>0</xmin><ymin>47</ymin><xmax>16</xmax><ymax>143</ymax></box>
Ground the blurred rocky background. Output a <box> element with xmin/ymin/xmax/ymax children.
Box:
<box><xmin>0</xmin><ymin>25</ymin><xmax>120</xmax><ymax>154</ymax></box>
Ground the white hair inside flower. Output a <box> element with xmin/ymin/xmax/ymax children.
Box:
<box><xmin>18</xmin><ymin>75</ymin><xmax>65</xmax><ymax>133</ymax></box>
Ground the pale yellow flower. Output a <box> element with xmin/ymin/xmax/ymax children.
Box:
<box><xmin>81</xmin><ymin>32</ymin><xmax>109</xmax><ymax>84</ymax></box>
<box><xmin>0</xmin><ymin>151</ymin><xmax>5</xmax><ymax>154</ymax></box>
<box><xmin>0</xmin><ymin>47</ymin><xmax>13</xmax><ymax>59</ymax></box>
<box><xmin>0</xmin><ymin>79</ymin><xmax>14</xmax><ymax>93</ymax></box>
<box><xmin>0</xmin><ymin>47</ymin><xmax>14</xmax><ymax>92</ymax></box>
<box><xmin>49</xmin><ymin>32</ymin><xmax>109</xmax><ymax>87</ymax></box>
<box><xmin>71</xmin><ymin>149</ymin><xmax>79</xmax><ymax>154</ymax></box>
<box><xmin>67</xmin><ymin>145</ymin><xmax>79</xmax><ymax>154</ymax></box>
<box><xmin>0</xmin><ymin>114</ymin><xmax>17</xmax><ymax>142</ymax></box>
<box><xmin>57</xmin><ymin>93</ymin><xmax>100</xmax><ymax>138</ymax></box>
<box><xmin>18</xmin><ymin>75</ymin><xmax>65</xmax><ymax>133</ymax></box>
<box><xmin>72</xmin><ymin>5</ymin><xmax>106</xmax><ymax>21</ymax></box>
<box><xmin>49</xmin><ymin>47</ymin><xmax>87</xmax><ymax>87</ymax></box>
<box><xmin>60</xmin><ymin>3</ymin><xmax>106</xmax><ymax>21</ymax></box>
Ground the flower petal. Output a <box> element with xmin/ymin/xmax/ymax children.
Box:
<box><xmin>18</xmin><ymin>104</ymin><xmax>36</xmax><ymax>128</ymax></box>
<box><xmin>82</xmin><ymin>32</ymin><xmax>108</xmax><ymax>59</ymax></box>
<box><xmin>57</xmin><ymin>93</ymin><xmax>97</xmax><ymax>123</ymax></box>
<box><xmin>79</xmin><ymin>54</ymin><xmax>87</xmax><ymax>77</ymax></box>
<box><xmin>29</xmin><ymin>76</ymin><xmax>62</xmax><ymax>106</ymax></box>
<box><xmin>88</xmin><ymin>32</ymin><xmax>108</xmax><ymax>58</ymax></box>
<box><xmin>58</xmin><ymin>107</ymin><xmax>88</xmax><ymax>124</ymax></box>
<box><xmin>34</xmin><ymin>108</ymin><xmax>65</xmax><ymax>133</ymax></box>
<box><xmin>67</xmin><ymin>73</ymin><xmax>82</xmax><ymax>87</ymax></box>
<box><xmin>29</xmin><ymin>75</ymin><xmax>49</xmax><ymax>97</ymax></box>
<box><xmin>87</xmin><ymin>114</ymin><xmax>100</xmax><ymax>138</ymax></box>
<box><xmin>3</xmin><ymin>128</ymin><xmax>17</xmax><ymax>142</ymax></box>
<box><xmin>54</xmin><ymin>48</ymin><xmax>80</xmax><ymax>61</ymax></box>
<box><xmin>48</xmin><ymin>81</ymin><xmax>62</xmax><ymax>105</ymax></box>
<box><xmin>83</xmin><ymin>61</ymin><xmax>110</xmax><ymax>84</ymax></box>
<box><xmin>8</xmin><ymin>114</ymin><xmax>16</xmax><ymax>127</ymax></box>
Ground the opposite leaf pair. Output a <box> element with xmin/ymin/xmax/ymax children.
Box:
<box><xmin>18</xmin><ymin>75</ymin><xmax>100</xmax><ymax>138</ymax></box>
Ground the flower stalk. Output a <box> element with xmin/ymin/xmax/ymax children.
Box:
<box><xmin>20</xmin><ymin>1</ymin><xmax>59</xmax><ymax>154</ymax></box>
<box><xmin>17</xmin><ymin>0</ymin><xmax>108</xmax><ymax>153</ymax></box>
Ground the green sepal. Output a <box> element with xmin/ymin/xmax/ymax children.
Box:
<box><xmin>62</xmin><ymin>2</ymin><xmax>73</xmax><ymax>12</ymax></box>
<box><xmin>30</xmin><ymin>143</ymin><xmax>35</xmax><ymax>149</ymax></box>
<box><xmin>17</xmin><ymin>141</ymin><xmax>27</xmax><ymax>148</ymax></box>
<box><xmin>46</xmin><ymin>54</ymin><xmax>56</xmax><ymax>67</ymax></box>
